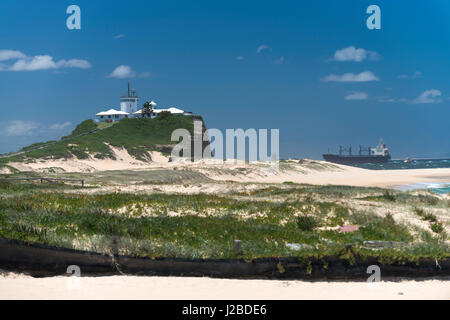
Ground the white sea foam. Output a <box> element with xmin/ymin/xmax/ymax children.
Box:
<box><xmin>394</xmin><ymin>182</ymin><xmax>450</xmax><ymax>193</ymax></box>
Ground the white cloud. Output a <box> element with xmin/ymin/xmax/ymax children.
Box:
<box><xmin>9</xmin><ymin>55</ymin><xmax>57</xmax><ymax>71</ymax></box>
<box><xmin>0</xmin><ymin>50</ymin><xmax>91</xmax><ymax>72</ymax></box>
<box><xmin>274</xmin><ymin>56</ymin><xmax>284</xmax><ymax>65</ymax></box>
<box><xmin>345</xmin><ymin>91</ymin><xmax>368</xmax><ymax>100</ymax></box>
<box><xmin>333</xmin><ymin>46</ymin><xmax>379</xmax><ymax>62</ymax></box>
<box><xmin>3</xmin><ymin>121</ymin><xmax>38</xmax><ymax>136</ymax></box>
<box><xmin>138</xmin><ymin>71</ymin><xmax>151</xmax><ymax>78</ymax></box>
<box><xmin>108</xmin><ymin>65</ymin><xmax>136</xmax><ymax>79</ymax></box>
<box><xmin>114</xmin><ymin>34</ymin><xmax>125</xmax><ymax>39</ymax></box>
<box><xmin>256</xmin><ymin>45</ymin><xmax>271</xmax><ymax>54</ymax></box>
<box><xmin>49</xmin><ymin>122</ymin><xmax>72</xmax><ymax>130</ymax></box>
<box><xmin>236</xmin><ymin>56</ymin><xmax>245</xmax><ymax>60</ymax></box>
<box><xmin>379</xmin><ymin>89</ymin><xmax>442</xmax><ymax>104</ymax></box>
<box><xmin>378</xmin><ymin>97</ymin><xmax>407</xmax><ymax>103</ymax></box>
<box><xmin>0</xmin><ymin>49</ymin><xmax>27</xmax><ymax>61</ymax></box>
<box><xmin>0</xmin><ymin>120</ymin><xmax>76</xmax><ymax>138</ymax></box>
<box><xmin>321</xmin><ymin>71</ymin><xmax>379</xmax><ymax>82</ymax></box>
<box><xmin>56</xmin><ymin>59</ymin><xmax>91</xmax><ymax>69</ymax></box>
<box><xmin>412</xmin><ymin>89</ymin><xmax>442</xmax><ymax>104</ymax></box>
<box><xmin>398</xmin><ymin>71</ymin><xmax>422</xmax><ymax>79</ymax></box>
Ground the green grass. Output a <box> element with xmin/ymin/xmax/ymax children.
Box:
<box><xmin>413</xmin><ymin>207</ymin><xmax>438</xmax><ymax>223</ymax></box>
<box><xmin>236</xmin><ymin>185</ymin><xmax>385</xmax><ymax>200</ymax></box>
<box><xmin>360</xmin><ymin>191</ymin><xmax>445</xmax><ymax>208</ymax></box>
<box><xmin>2</xmin><ymin>115</ymin><xmax>198</xmax><ymax>162</ymax></box>
<box><xmin>431</xmin><ymin>222</ymin><xmax>445</xmax><ymax>234</ymax></box>
<box><xmin>63</xmin><ymin>119</ymin><xmax>98</xmax><ymax>138</ymax></box>
<box><xmin>413</xmin><ymin>207</ymin><xmax>447</xmax><ymax>239</ymax></box>
<box><xmin>20</xmin><ymin>141</ymin><xmax>58</xmax><ymax>152</ymax></box>
<box><xmin>32</xmin><ymin>169</ymin><xmax>210</xmax><ymax>186</ymax></box>
<box><xmin>296</xmin><ymin>215</ymin><xmax>318</xmax><ymax>231</ymax></box>
<box><xmin>382</xmin><ymin>190</ymin><xmax>397</xmax><ymax>201</ymax></box>
<box><xmin>96</xmin><ymin>122</ymin><xmax>118</xmax><ymax>130</ymax></box>
<box><xmin>0</xmin><ymin>183</ymin><xmax>447</xmax><ymax>262</ymax></box>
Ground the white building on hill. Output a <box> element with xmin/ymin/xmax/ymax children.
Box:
<box><xmin>120</xmin><ymin>82</ymin><xmax>139</xmax><ymax>114</ymax></box>
<box><xmin>95</xmin><ymin>83</ymin><xmax>191</xmax><ymax>122</ymax></box>
<box><xmin>134</xmin><ymin>106</ymin><xmax>188</xmax><ymax>118</ymax></box>
<box><xmin>95</xmin><ymin>109</ymin><xmax>130</xmax><ymax>121</ymax></box>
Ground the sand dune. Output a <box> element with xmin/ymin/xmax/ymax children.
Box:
<box><xmin>8</xmin><ymin>148</ymin><xmax>166</xmax><ymax>173</ymax></box>
<box><xmin>6</xmin><ymin>149</ymin><xmax>450</xmax><ymax>189</ymax></box>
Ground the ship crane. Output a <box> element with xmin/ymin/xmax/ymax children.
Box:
<box><xmin>339</xmin><ymin>145</ymin><xmax>353</xmax><ymax>155</ymax></box>
<box><xmin>358</xmin><ymin>145</ymin><xmax>371</xmax><ymax>155</ymax></box>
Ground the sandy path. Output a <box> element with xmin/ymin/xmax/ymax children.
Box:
<box><xmin>1</xmin><ymin>274</ymin><xmax>449</xmax><ymax>300</ymax></box>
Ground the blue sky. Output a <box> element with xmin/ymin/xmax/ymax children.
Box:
<box><xmin>1</xmin><ymin>0</ymin><xmax>449</xmax><ymax>159</ymax></box>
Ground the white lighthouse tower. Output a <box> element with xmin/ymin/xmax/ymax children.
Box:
<box><xmin>120</xmin><ymin>82</ymin><xmax>138</xmax><ymax>115</ymax></box>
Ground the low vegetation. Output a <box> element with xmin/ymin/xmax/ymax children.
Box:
<box><xmin>413</xmin><ymin>207</ymin><xmax>447</xmax><ymax>238</ymax></box>
<box><xmin>0</xmin><ymin>180</ymin><xmax>448</xmax><ymax>263</ymax></box>
<box><xmin>2</xmin><ymin>115</ymin><xmax>198</xmax><ymax>162</ymax></box>
<box><xmin>63</xmin><ymin>119</ymin><xmax>98</xmax><ymax>138</ymax></box>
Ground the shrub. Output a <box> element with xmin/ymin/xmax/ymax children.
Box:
<box><xmin>413</xmin><ymin>207</ymin><xmax>425</xmax><ymax>216</ymax></box>
<box><xmin>63</xmin><ymin>119</ymin><xmax>97</xmax><ymax>138</ymax></box>
<box><xmin>0</xmin><ymin>180</ymin><xmax>11</xmax><ymax>190</ymax></box>
<box><xmin>71</xmin><ymin>149</ymin><xmax>89</xmax><ymax>159</ymax></box>
<box><xmin>417</xmin><ymin>194</ymin><xmax>439</xmax><ymax>206</ymax></box>
<box><xmin>423</xmin><ymin>213</ymin><xmax>438</xmax><ymax>223</ymax></box>
<box><xmin>158</xmin><ymin>111</ymin><xmax>172</xmax><ymax>120</ymax></box>
<box><xmin>296</xmin><ymin>215</ymin><xmax>318</xmax><ymax>232</ymax></box>
<box><xmin>431</xmin><ymin>222</ymin><xmax>444</xmax><ymax>234</ymax></box>
<box><xmin>382</xmin><ymin>190</ymin><xmax>396</xmax><ymax>201</ymax></box>
<box><xmin>413</xmin><ymin>207</ymin><xmax>437</xmax><ymax>222</ymax></box>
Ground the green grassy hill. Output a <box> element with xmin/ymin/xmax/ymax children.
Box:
<box><xmin>2</xmin><ymin>115</ymin><xmax>201</xmax><ymax>162</ymax></box>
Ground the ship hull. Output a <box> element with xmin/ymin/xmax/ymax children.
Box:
<box><xmin>323</xmin><ymin>154</ymin><xmax>390</xmax><ymax>164</ymax></box>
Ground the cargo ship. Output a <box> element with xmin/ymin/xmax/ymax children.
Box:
<box><xmin>323</xmin><ymin>139</ymin><xmax>391</xmax><ymax>164</ymax></box>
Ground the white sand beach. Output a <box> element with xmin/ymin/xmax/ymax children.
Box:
<box><xmin>0</xmin><ymin>272</ymin><xmax>448</xmax><ymax>300</ymax></box>
<box><xmin>7</xmin><ymin>150</ymin><xmax>450</xmax><ymax>189</ymax></box>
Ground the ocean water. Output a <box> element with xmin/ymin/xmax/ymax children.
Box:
<box><xmin>352</xmin><ymin>159</ymin><xmax>450</xmax><ymax>170</ymax></box>
<box><xmin>351</xmin><ymin>159</ymin><xmax>450</xmax><ymax>194</ymax></box>
<box><xmin>432</xmin><ymin>185</ymin><xmax>450</xmax><ymax>194</ymax></box>
<box><xmin>396</xmin><ymin>182</ymin><xmax>450</xmax><ymax>194</ymax></box>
